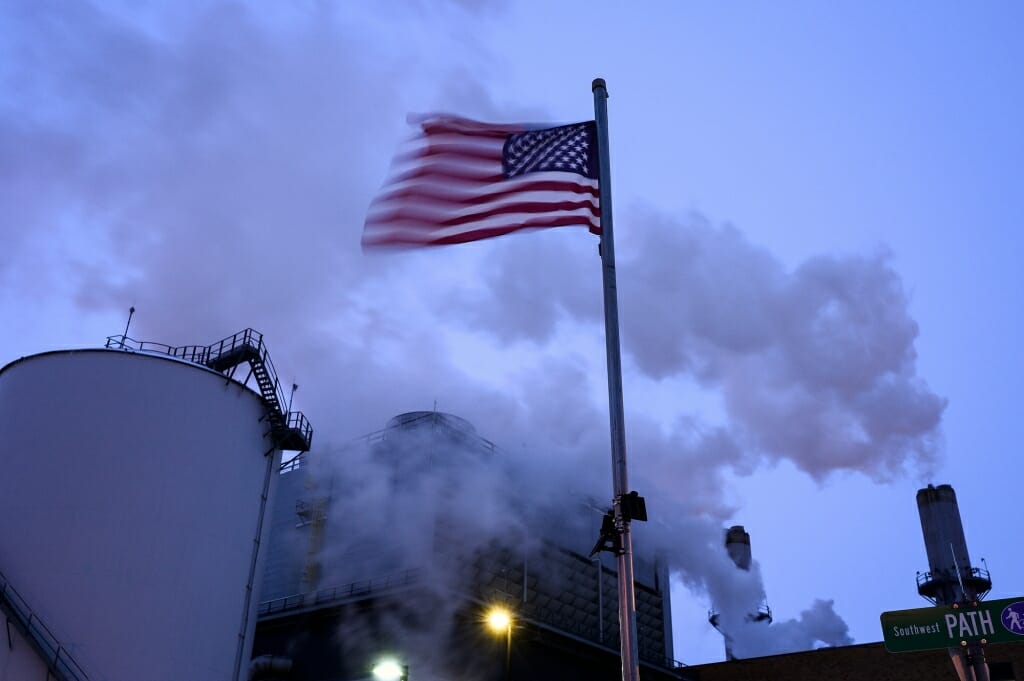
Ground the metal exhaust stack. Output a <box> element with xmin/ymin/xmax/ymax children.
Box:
<box><xmin>709</xmin><ymin>525</ymin><xmax>771</xmax><ymax>661</ymax></box>
<box><xmin>916</xmin><ymin>484</ymin><xmax>992</xmax><ymax>681</ymax></box>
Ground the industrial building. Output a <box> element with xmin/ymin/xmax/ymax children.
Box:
<box><xmin>678</xmin><ymin>640</ymin><xmax>1024</xmax><ymax>681</ymax></box>
<box><xmin>2</xmin><ymin>331</ymin><xmax>1021</xmax><ymax>681</ymax></box>
<box><xmin>252</xmin><ymin>410</ymin><xmax>679</xmax><ymax>681</ymax></box>
<box><xmin>0</xmin><ymin>334</ymin><xmax>679</xmax><ymax>681</ymax></box>
<box><xmin>250</xmin><ymin>415</ymin><xmax>1024</xmax><ymax>681</ymax></box>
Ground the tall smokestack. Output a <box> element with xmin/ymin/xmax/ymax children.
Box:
<box><xmin>725</xmin><ymin>525</ymin><xmax>753</xmax><ymax>571</ymax></box>
<box><xmin>915</xmin><ymin>484</ymin><xmax>991</xmax><ymax>605</ymax></box>
<box><xmin>915</xmin><ymin>484</ymin><xmax>993</xmax><ymax>681</ymax></box>
<box><xmin>710</xmin><ymin>525</ymin><xmax>771</xmax><ymax>660</ymax></box>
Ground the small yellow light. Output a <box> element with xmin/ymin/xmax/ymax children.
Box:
<box><xmin>486</xmin><ymin>607</ymin><xmax>512</xmax><ymax>632</ymax></box>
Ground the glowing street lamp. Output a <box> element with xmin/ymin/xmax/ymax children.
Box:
<box><xmin>485</xmin><ymin>607</ymin><xmax>513</xmax><ymax>681</ymax></box>
<box><xmin>372</xmin><ymin>658</ymin><xmax>408</xmax><ymax>681</ymax></box>
<box><xmin>486</xmin><ymin>607</ymin><xmax>512</xmax><ymax>633</ymax></box>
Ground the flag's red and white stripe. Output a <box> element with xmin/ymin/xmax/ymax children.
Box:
<box><xmin>362</xmin><ymin>116</ymin><xmax>600</xmax><ymax>248</ymax></box>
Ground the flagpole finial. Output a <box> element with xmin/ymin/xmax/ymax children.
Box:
<box><xmin>592</xmin><ymin>77</ymin><xmax>607</xmax><ymax>92</ymax></box>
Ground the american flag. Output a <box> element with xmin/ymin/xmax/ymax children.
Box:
<box><xmin>361</xmin><ymin>115</ymin><xmax>600</xmax><ymax>248</ymax></box>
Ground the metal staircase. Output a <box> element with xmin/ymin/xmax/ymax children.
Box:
<box><xmin>106</xmin><ymin>328</ymin><xmax>312</xmax><ymax>452</ymax></box>
<box><xmin>0</xmin><ymin>568</ymin><xmax>91</xmax><ymax>681</ymax></box>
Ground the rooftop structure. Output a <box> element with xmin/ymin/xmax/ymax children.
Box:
<box><xmin>254</xmin><ymin>411</ymin><xmax>677</xmax><ymax>680</ymax></box>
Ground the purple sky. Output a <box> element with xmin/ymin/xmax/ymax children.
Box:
<box><xmin>2</xmin><ymin>0</ymin><xmax>1022</xmax><ymax>665</ymax></box>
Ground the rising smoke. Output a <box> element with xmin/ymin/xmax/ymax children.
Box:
<box><xmin>2</xmin><ymin>0</ymin><xmax>941</xmax><ymax>665</ymax></box>
<box><xmin>307</xmin><ymin>407</ymin><xmax>856</xmax><ymax>666</ymax></box>
<box><xmin>310</xmin><ymin>421</ymin><xmax>526</xmax><ymax>679</ymax></box>
<box><xmin>461</xmin><ymin>209</ymin><xmax>946</xmax><ymax>482</ymax></box>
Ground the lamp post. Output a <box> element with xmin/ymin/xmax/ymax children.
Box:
<box><xmin>372</xmin><ymin>658</ymin><xmax>408</xmax><ymax>681</ymax></box>
<box><xmin>486</xmin><ymin>607</ymin><xmax>513</xmax><ymax>681</ymax></box>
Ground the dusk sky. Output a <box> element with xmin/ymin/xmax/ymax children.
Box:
<box><xmin>2</xmin><ymin>0</ymin><xmax>1022</xmax><ymax>665</ymax></box>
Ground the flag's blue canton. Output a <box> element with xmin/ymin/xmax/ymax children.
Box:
<box><xmin>502</xmin><ymin>122</ymin><xmax>598</xmax><ymax>180</ymax></box>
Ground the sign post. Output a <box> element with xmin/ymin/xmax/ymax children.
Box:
<box><xmin>881</xmin><ymin>597</ymin><xmax>1024</xmax><ymax>653</ymax></box>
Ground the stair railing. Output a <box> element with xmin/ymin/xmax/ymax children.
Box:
<box><xmin>105</xmin><ymin>329</ymin><xmax>311</xmax><ymax>452</ymax></box>
<box><xmin>0</xmin><ymin>569</ymin><xmax>91</xmax><ymax>681</ymax></box>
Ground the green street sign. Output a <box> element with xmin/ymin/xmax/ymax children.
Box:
<box><xmin>881</xmin><ymin>597</ymin><xmax>1024</xmax><ymax>653</ymax></box>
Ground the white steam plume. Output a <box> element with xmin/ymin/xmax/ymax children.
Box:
<box><xmin>2</xmin><ymin>0</ymin><xmax>941</xmax><ymax>665</ymax></box>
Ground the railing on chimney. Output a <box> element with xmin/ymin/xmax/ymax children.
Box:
<box><xmin>916</xmin><ymin>565</ymin><xmax>992</xmax><ymax>603</ymax></box>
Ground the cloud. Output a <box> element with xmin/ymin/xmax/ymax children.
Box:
<box><xmin>456</xmin><ymin>208</ymin><xmax>946</xmax><ymax>481</ymax></box>
<box><xmin>731</xmin><ymin>599</ymin><xmax>854</xmax><ymax>658</ymax></box>
<box><xmin>1</xmin><ymin>0</ymin><xmax>944</xmax><ymax>663</ymax></box>
<box><xmin>308</xmin><ymin>411</ymin><xmax>849</xmax><ymax>670</ymax></box>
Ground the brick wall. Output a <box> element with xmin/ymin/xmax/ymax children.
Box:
<box><xmin>679</xmin><ymin>640</ymin><xmax>1024</xmax><ymax>681</ymax></box>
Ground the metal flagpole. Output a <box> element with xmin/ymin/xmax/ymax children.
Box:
<box><xmin>592</xmin><ymin>77</ymin><xmax>641</xmax><ymax>681</ymax></box>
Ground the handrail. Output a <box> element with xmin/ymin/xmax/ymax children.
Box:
<box><xmin>105</xmin><ymin>329</ymin><xmax>312</xmax><ymax>451</ymax></box>
<box><xmin>916</xmin><ymin>565</ymin><xmax>992</xmax><ymax>602</ymax></box>
<box><xmin>256</xmin><ymin>566</ymin><xmax>685</xmax><ymax>669</ymax></box>
<box><xmin>916</xmin><ymin>565</ymin><xmax>991</xmax><ymax>587</ymax></box>
<box><xmin>0</xmin><ymin>569</ymin><xmax>91</xmax><ymax>680</ymax></box>
<box><xmin>257</xmin><ymin>569</ymin><xmax>424</xmax><ymax>617</ymax></box>
<box><xmin>707</xmin><ymin>601</ymin><xmax>772</xmax><ymax>624</ymax></box>
<box><xmin>344</xmin><ymin>414</ymin><xmax>497</xmax><ymax>456</ymax></box>
<box><xmin>280</xmin><ymin>456</ymin><xmax>304</xmax><ymax>473</ymax></box>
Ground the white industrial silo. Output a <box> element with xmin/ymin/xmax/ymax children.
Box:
<box><xmin>0</xmin><ymin>332</ymin><xmax>310</xmax><ymax>681</ymax></box>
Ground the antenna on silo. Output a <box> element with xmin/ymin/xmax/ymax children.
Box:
<box><xmin>288</xmin><ymin>383</ymin><xmax>298</xmax><ymax>414</ymax></box>
<box><xmin>121</xmin><ymin>306</ymin><xmax>136</xmax><ymax>349</ymax></box>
